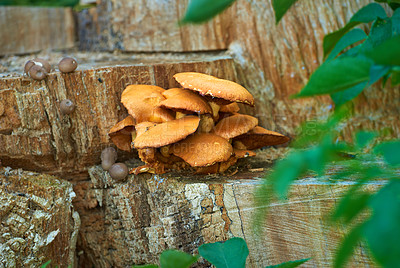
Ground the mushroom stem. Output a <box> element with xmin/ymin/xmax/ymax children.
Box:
<box><xmin>233</xmin><ymin>140</ymin><xmax>246</xmax><ymax>150</ymax></box>
<box><xmin>209</xmin><ymin>101</ymin><xmax>220</xmax><ymax>120</ymax></box>
<box><xmin>175</xmin><ymin>111</ymin><xmax>186</xmax><ymax>119</ymax></box>
<box><xmin>198</xmin><ymin>114</ymin><xmax>214</xmax><ymax>133</ymax></box>
<box><xmin>160</xmin><ymin>145</ymin><xmax>170</xmax><ymax>158</ymax></box>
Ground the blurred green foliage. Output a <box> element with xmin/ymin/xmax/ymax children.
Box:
<box><xmin>0</xmin><ymin>0</ymin><xmax>79</xmax><ymax>7</ymax></box>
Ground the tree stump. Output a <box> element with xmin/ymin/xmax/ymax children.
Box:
<box><xmin>0</xmin><ymin>167</ymin><xmax>80</xmax><ymax>268</ymax></box>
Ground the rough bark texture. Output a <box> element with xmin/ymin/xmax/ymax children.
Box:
<box><xmin>72</xmin><ymin>156</ymin><xmax>379</xmax><ymax>267</ymax></box>
<box><xmin>0</xmin><ymin>56</ymin><xmax>238</xmax><ymax>175</ymax></box>
<box><xmin>0</xmin><ymin>167</ymin><xmax>80</xmax><ymax>267</ymax></box>
<box><xmin>0</xmin><ymin>7</ymin><xmax>75</xmax><ymax>56</ymax></box>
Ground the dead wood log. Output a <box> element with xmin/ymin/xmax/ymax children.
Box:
<box><xmin>0</xmin><ymin>167</ymin><xmax>80</xmax><ymax>268</ymax></box>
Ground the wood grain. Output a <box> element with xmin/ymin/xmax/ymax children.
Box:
<box><xmin>0</xmin><ymin>7</ymin><xmax>75</xmax><ymax>56</ymax></box>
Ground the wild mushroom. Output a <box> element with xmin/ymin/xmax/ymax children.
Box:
<box><xmin>33</xmin><ymin>58</ymin><xmax>51</xmax><ymax>73</ymax></box>
<box><xmin>58</xmin><ymin>57</ymin><xmax>78</xmax><ymax>73</ymax></box>
<box><xmin>233</xmin><ymin>126</ymin><xmax>290</xmax><ymax>150</ymax></box>
<box><xmin>28</xmin><ymin>65</ymin><xmax>47</xmax><ymax>81</ymax></box>
<box><xmin>101</xmin><ymin>147</ymin><xmax>118</xmax><ymax>171</ymax></box>
<box><xmin>173</xmin><ymin>72</ymin><xmax>255</xmax><ymax>106</ymax></box>
<box><xmin>220</xmin><ymin>102</ymin><xmax>240</xmax><ymax>113</ymax></box>
<box><xmin>109</xmin><ymin>163</ymin><xmax>128</xmax><ymax>181</ymax></box>
<box><xmin>24</xmin><ymin>60</ymin><xmax>35</xmax><ymax>74</ymax></box>
<box><xmin>60</xmin><ymin>99</ymin><xmax>75</xmax><ymax>114</ymax></box>
<box><xmin>121</xmin><ymin>85</ymin><xmax>174</xmax><ymax>123</ymax></box>
<box><xmin>170</xmin><ymin>133</ymin><xmax>233</xmax><ymax>167</ymax></box>
<box><xmin>108</xmin><ymin>115</ymin><xmax>136</xmax><ymax>152</ymax></box>
<box><xmin>212</xmin><ymin>114</ymin><xmax>258</xmax><ymax>140</ymax></box>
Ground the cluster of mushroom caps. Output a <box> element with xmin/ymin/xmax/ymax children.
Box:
<box><xmin>109</xmin><ymin>72</ymin><xmax>289</xmax><ymax>175</ymax></box>
<box><xmin>24</xmin><ymin>57</ymin><xmax>78</xmax><ymax>81</ymax></box>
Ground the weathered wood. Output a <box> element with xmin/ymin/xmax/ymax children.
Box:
<box><xmin>0</xmin><ymin>55</ymin><xmax>239</xmax><ymax>175</ymax></box>
<box><xmin>0</xmin><ymin>7</ymin><xmax>75</xmax><ymax>56</ymax></box>
<box><xmin>0</xmin><ymin>167</ymin><xmax>80</xmax><ymax>268</ymax></box>
<box><xmin>73</xmin><ymin>157</ymin><xmax>380</xmax><ymax>267</ymax></box>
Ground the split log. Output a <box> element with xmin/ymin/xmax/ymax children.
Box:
<box><xmin>0</xmin><ymin>7</ymin><xmax>75</xmax><ymax>56</ymax></box>
<box><xmin>0</xmin><ymin>56</ymin><xmax>239</xmax><ymax>175</ymax></box>
<box><xmin>0</xmin><ymin>167</ymin><xmax>80</xmax><ymax>268</ymax></box>
<box><xmin>73</xmin><ymin>156</ymin><xmax>380</xmax><ymax>267</ymax></box>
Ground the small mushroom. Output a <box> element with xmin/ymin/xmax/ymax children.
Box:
<box><xmin>234</xmin><ymin>126</ymin><xmax>290</xmax><ymax>150</ymax></box>
<box><xmin>24</xmin><ymin>60</ymin><xmax>35</xmax><ymax>74</ymax></box>
<box><xmin>109</xmin><ymin>163</ymin><xmax>129</xmax><ymax>181</ymax></box>
<box><xmin>28</xmin><ymin>65</ymin><xmax>47</xmax><ymax>81</ymax></box>
<box><xmin>101</xmin><ymin>147</ymin><xmax>118</xmax><ymax>170</ymax></box>
<box><xmin>33</xmin><ymin>58</ymin><xmax>51</xmax><ymax>73</ymax></box>
<box><xmin>60</xmin><ymin>99</ymin><xmax>75</xmax><ymax>114</ymax></box>
<box><xmin>58</xmin><ymin>57</ymin><xmax>78</xmax><ymax>73</ymax></box>
<box><xmin>108</xmin><ymin>116</ymin><xmax>136</xmax><ymax>151</ymax></box>
<box><xmin>212</xmin><ymin>114</ymin><xmax>258</xmax><ymax>140</ymax></box>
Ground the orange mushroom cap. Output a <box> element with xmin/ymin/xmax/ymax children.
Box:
<box><xmin>219</xmin><ymin>102</ymin><xmax>240</xmax><ymax>113</ymax></box>
<box><xmin>121</xmin><ymin>85</ymin><xmax>174</xmax><ymax>123</ymax></box>
<box><xmin>170</xmin><ymin>133</ymin><xmax>233</xmax><ymax>167</ymax></box>
<box><xmin>173</xmin><ymin>72</ymin><xmax>254</xmax><ymax>106</ymax></box>
<box><xmin>234</xmin><ymin>126</ymin><xmax>290</xmax><ymax>150</ymax></box>
<box><xmin>133</xmin><ymin>116</ymin><xmax>200</xmax><ymax>149</ymax></box>
<box><xmin>158</xmin><ymin>88</ymin><xmax>212</xmax><ymax>114</ymax></box>
<box><xmin>108</xmin><ymin>116</ymin><xmax>136</xmax><ymax>152</ymax></box>
<box><xmin>212</xmin><ymin>114</ymin><xmax>258</xmax><ymax>140</ymax></box>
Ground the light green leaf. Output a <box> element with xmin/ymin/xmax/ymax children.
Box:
<box><xmin>272</xmin><ymin>0</ymin><xmax>299</xmax><ymax>24</ymax></box>
<box><xmin>293</xmin><ymin>57</ymin><xmax>372</xmax><ymax>98</ymax></box>
<box><xmin>334</xmin><ymin>223</ymin><xmax>364</xmax><ymax>268</ymax></box>
<box><xmin>160</xmin><ymin>250</ymin><xmax>198</xmax><ymax>268</ymax></box>
<box><xmin>392</xmin><ymin>8</ymin><xmax>400</xmax><ymax>34</ymax></box>
<box><xmin>355</xmin><ymin>131</ymin><xmax>377</xmax><ymax>149</ymax></box>
<box><xmin>133</xmin><ymin>265</ymin><xmax>159</xmax><ymax>268</ymax></box>
<box><xmin>265</xmin><ymin>258</ymin><xmax>311</xmax><ymax>268</ymax></box>
<box><xmin>369</xmin><ymin>64</ymin><xmax>391</xmax><ymax>85</ymax></box>
<box><xmin>323</xmin><ymin>3</ymin><xmax>387</xmax><ymax>58</ymax></box>
<box><xmin>41</xmin><ymin>261</ymin><xmax>52</xmax><ymax>268</ymax></box>
<box><xmin>364</xmin><ymin>180</ymin><xmax>400</xmax><ymax>267</ymax></box>
<box><xmin>365</xmin><ymin>35</ymin><xmax>400</xmax><ymax>65</ymax></box>
<box><xmin>179</xmin><ymin>0</ymin><xmax>236</xmax><ymax>24</ymax></box>
<box><xmin>374</xmin><ymin>141</ymin><xmax>400</xmax><ymax>166</ymax></box>
<box><xmin>326</xmin><ymin>29</ymin><xmax>367</xmax><ymax>61</ymax></box>
<box><xmin>331</xmin><ymin>81</ymin><xmax>367</xmax><ymax>108</ymax></box>
<box><xmin>331</xmin><ymin>190</ymin><xmax>371</xmax><ymax>224</ymax></box>
<box><xmin>198</xmin><ymin>237</ymin><xmax>249</xmax><ymax>268</ymax></box>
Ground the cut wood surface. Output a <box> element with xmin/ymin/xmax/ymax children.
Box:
<box><xmin>72</xmin><ymin>156</ymin><xmax>380</xmax><ymax>267</ymax></box>
<box><xmin>0</xmin><ymin>167</ymin><xmax>80</xmax><ymax>268</ymax></box>
<box><xmin>0</xmin><ymin>55</ymin><xmax>239</xmax><ymax>175</ymax></box>
<box><xmin>0</xmin><ymin>7</ymin><xmax>75</xmax><ymax>56</ymax></box>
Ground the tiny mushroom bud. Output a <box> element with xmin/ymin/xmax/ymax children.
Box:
<box><xmin>58</xmin><ymin>57</ymin><xmax>78</xmax><ymax>73</ymax></box>
<box><xmin>28</xmin><ymin>65</ymin><xmax>47</xmax><ymax>81</ymax></box>
<box><xmin>60</xmin><ymin>99</ymin><xmax>75</xmax><ymax>114</ymax></box>
<box><xmin>101</xmin><ymin>147</ymin><xmax>118</xmax><ymax>171</ymax></box>
<box><xmin>109</xmin><ymin>163</ymin><xmax>129</xmax><ymax>181</ymax></box>
<box><xmin>24</xmin><ymin>60</ymin><xmax>35</xmax><ymax>74</ymax></box>
<box><xmin>33</xmin><ymin>58</ymin><xmax>51</xmax><ymax>73</ymax></box>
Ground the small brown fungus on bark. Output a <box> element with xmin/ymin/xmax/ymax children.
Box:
<box><xmin>28</xmin><ymin>65</ymin><xmax>47</xmax><ymax>81</ymax></box>
<box><xmin>24</xmin><ymin>60</ymin><xmax>35</xmax><ymax>74</ymax></box>
<box><xmin>58</xmin><ymin>57</ymin><xmax>78</xmax><ymax>73</ymax></box>
<box><xmin>101</xmin><ymin>147</ymin><xmax>118</xmax><ymax>171</ymax></box>
<box><xmin>109</xmin><ymin>163</ymin><xmax>129</xmax><ymax>181</ymax></box>
<box><xmin>33</xmin><ymin>58</ymin><xmax>52</xmax><ymax>73</ymax></box>
<box><xmin>60</xmin><ymin>99</ymin><xmax>75</xmax><ymax>115</ymax></box>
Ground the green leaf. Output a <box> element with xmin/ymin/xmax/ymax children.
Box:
<box><xmin>374</xmin><ymin>141</ymin><xmax>400</xmax><ymax>166</ymax></box>
<box><xmin>265</xmin><ymin>258</ymin><xmax>311</xmax><ymax>268</ymax></box>
<box><xmin>334</xmin><ymin>223</ymin><xmax>364</xmax><ymax>268</ymax></box>
<box><xmin>323</xmin><ymin>3</ymin><xmax>387</xmax><ymax>58</ymax></box>
<box><xmin>159</xmin><ymin>250</ymin><xmax>198</xmax><ymax>268</ymax></box>
<box><xmin>331</xmin><ymin>190</ymin><xmax>371</xmax><ymax>224</ymax></box>
<box><xmin>179</xmin><ymin>0</ymin><xmax>236</xmax><ymax>24</ymax></box>
<box><xmin>360</xmin><ymin>17</ymin><xmax>392</xmax><ymax>53</ymax></box>
<box><xmin>369</xmin><ymin>64</ymin><xmax>391</xmax><ymax>85</ymax></box>
<box><xmin>391</xmin><ymin>8</ymin><xmax>400</xmax><ymax>35</ymax></box>
<box><xmin>364</xmin><ymin>180</ymin><xmax>400</xmax><ymax>267</ymax></box>
<box><xmin>364</xmin><ymin>35</ymin><xmax>400</xmax><ymax>65</ymax></box>
<box><xmin>198</xmin><ymin>237</ymin><xmax>249</xmax><ymax>268</ymax></box>
<box><xmin>331</xmin><ymin>81</ymin><xmax>367</xmax><ymax>107</ymax></box>
<box><xmin>355</xmin><ymin>131</ymin><xmax>377</xmax><ymax>149</ymax></box>
<box><xmin>326</xmin><ymin>29</ymin><xmax>367</xmax><ymax>61</ymax></box>
<box><xmin>41</xmin><ymin>261</ymin><xmax>52</xmax><ymax>268</ymax></box>
<box><xmin>293</xmin><ymin>57</ymin><xmax>372</xmax><ymax>98</ymax></box>
<box><xmin>272</xmin><ymin>0</ymin><xmax>299</xmax><ymax>24</ymax></box>
<box><xmin>133</xmin><ymin>265</ymin><xmax>159</xmax><ymax>268</ymax></box>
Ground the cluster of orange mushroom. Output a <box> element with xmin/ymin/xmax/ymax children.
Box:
<box><xmin>108</xmin><ymin>72</ymin><xmax>289</xmax><ymax>174</ymax></box>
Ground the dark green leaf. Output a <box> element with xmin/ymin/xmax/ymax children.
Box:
<box><xmin>391</xmin><ymin>69</ymin><xmax>400</xmax><ymax>85</ymax></box>
<box><xmin>331</xmin><ymin>81</ymin><xmax>367</xmax><ymax>107</ymax></box>
<box><xmin>366</xmin><ymin>17</ymin><xmax>392</xmax><ymax>48</ymax></box>
<box><xmin>374</xmin><ymin>141</ymin><xmax>400</xmax><ymax>166</ymax></box>
<box><xmin>334</xmin><ymin>223</ymin><xmax>364</xmax><ymax>268</ymax></box>
<box><xmin>265</xmin><ymin>258</ymin><xmax>311</xmax><ymax>268</ymax></box>
<box><xmin>331</xmin><ymin>190</ymin><xmax>371</xmax><ymax>224</ymax></box>
<box><xmin>369</xmin><ymin>64</ymin><xmax>391</xmax><ymax>85</ymax></box>
<box><xmin>323</xmin><ymin>3</ymin><xmax>387</xmax><ymax>58</ymax></box>
<box><xmin>326</xmin><ymin>29</ymin><xmax>367</xmax><ymax>61</ymax></box>
<box><xmin>293</xmin><ymin>57</ymin><xmax>372</xmax><ymax>98</ymax></box>
<box><xmin>133</xmin><ymin>265</ymin><xmax>158</xmax><ymax>268</ymax></box>
<box><xmin>179</xmin><ymin>0</ymin><xmax>236</xmax><ymax>24</ymax></box>
<box><xmin>364</xmin><ymin>180</ymin><xmax>400</xmax><ymax>267</ymax></box>
<box><xmin>41</xmin><ymin>261</ymin><xmax>51</xmax><ymax>268</ymax></box>
<box><xmin>355</xmin><ymin>131</ymin><xmax>377</xmax><ymax>149</ymax></box>
<box><xmin>391</xmin><ymin>8</ymin><xmax>400</xmax><ymax>34</ymax></box>
<box><xmin>272</xmin><ymin>0</ymin><xmax>299</xmax><ymax>24</ymax></box>
<box><xmin>160</xmin><ymin>250</ymin><xmax>198</xmax><ymax>268</ymax></box>
<box><xmin>199</xmin><ymin>238</ymin><xmax>249</xmax><ymax>268</ymax></box>
<box><xmin>364</xmin><ymin>35</ymin><xmax>400</xmax><ymax>65</ymax></box>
